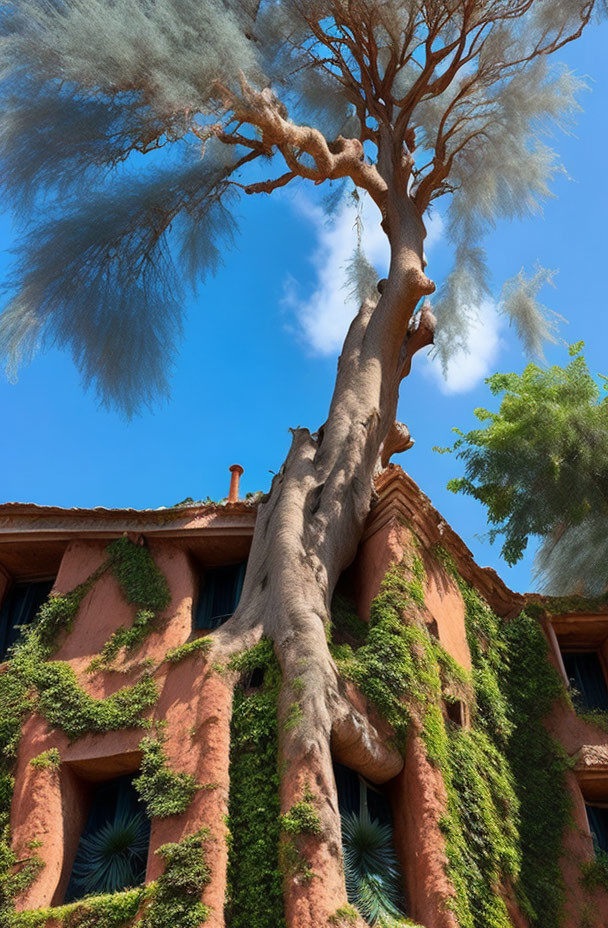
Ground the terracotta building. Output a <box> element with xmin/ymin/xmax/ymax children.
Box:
<box><xmin>1</xmin><ymin>466</ymin><xmax>608</xmax><ymax>928</ymax></box>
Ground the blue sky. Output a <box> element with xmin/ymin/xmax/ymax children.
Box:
<box><xmin>1</xmin><ymin>21</ymin><xmax>607</xmax><ymax>594</ymax></box>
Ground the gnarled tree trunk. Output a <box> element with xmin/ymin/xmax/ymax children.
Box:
<box><xmin>211</xmin><ymin>175</ymin><xmax>436</xmax><ymax>927</ymax></box>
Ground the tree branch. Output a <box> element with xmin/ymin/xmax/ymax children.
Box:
<box><xmin>400</xmin><ymin>302</ymin><xmax>437</xmax><ymax>381</ymax></box>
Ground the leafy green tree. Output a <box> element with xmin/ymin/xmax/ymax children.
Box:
<box><xmin>0</xmin><ymin>2</ymin><xmax>606</xmax><ymax>922</ymax></box>
<box><xmin>439</xmin><ymin>343</ymin><xmax>608</xmax><ymax>595</ymax></box>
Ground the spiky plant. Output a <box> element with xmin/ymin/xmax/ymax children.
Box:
<box><xmin>342</xmin><ymin>811</ymin><xmax>406</xmax><ymax>926</ymax></box>
<box><xmin>69</xmin><ymin>808</ymin><xmax>149</xmax><ymax>896</ymax></box>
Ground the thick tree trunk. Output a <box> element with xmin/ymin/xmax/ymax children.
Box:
<box><xmin>211</xmin><ymin>183</ymin><xmax>434</xmax><ymax>926</ymax></box>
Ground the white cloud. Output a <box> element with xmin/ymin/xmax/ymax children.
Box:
<box><xmin>423</xmin><ymin>300</ymin><xmax>503</xmax><ymax>394</ymax></box>
<box><xmin>285</xmin><ymin>192</ymin><xmax>444</xmax><ymax>357</ymax></box>
<box><xmin>283</xmin><ymin>194</ymin><xmax>503</xmax><ymax>396</ymax></box>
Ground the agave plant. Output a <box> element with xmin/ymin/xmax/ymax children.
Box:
<box><xmin>69</xmin><ymin>806</ymin><xmax>149</xmax><ymax>896</ymax></box>
<box><xmin>341</xmin><ymin>810</ymin><xmax>406</xmax><ymax>926</ymax></box>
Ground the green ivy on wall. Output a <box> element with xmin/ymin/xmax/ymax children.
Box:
<box><xmin>141</xmin><ymin>829</ymin><xmax>210</xmax><ymax>928</ymax></box>
<box><xmin>225</xmin><ymin>639</ymin><xmax>286</xmax><ymax>928</ymax></box>
<box><xmin>10</xmin><ymin>828</ymin><xmax>210</xmax><ymax>928</ymax></box>
<box><xmin>90</xmin><ymin>537</ymin><xmax>171</xmax><ymax>668</ymax></box>
<box><xmin>331</xmin><ymin>553</ymin><xmax>574</xmax><ymax>928</ymax></box>
<box><xmin>0</xmin><ymin>532</ymin><xmax>596</xmax><ymax>928</ymax></box>
<box><xmin>10</xmin><ymin>887</ymin><xmax>145</xmax><ymax>928</ymax></box>
<box><xmin>0</xmin><ymin>537</ymin><xmax>172</xmax><ymax>921</ymax></box>
<box><xmin>134</xmin><ymin>734</ymin><xmax>201</xmax><ymax>818</ymax></box>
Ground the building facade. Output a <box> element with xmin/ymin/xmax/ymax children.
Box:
<box><xmin>1</xmin><ymin>465</ymin><xmax>608</xmax><ymax>928</ymax></box>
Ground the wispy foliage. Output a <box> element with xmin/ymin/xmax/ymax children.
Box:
<box><xmin>500</xmin><ymin>265</ymin><xmax>562</xmax><ymax>359</ymax></box>
<box><xmin>344</xmin><ymin>246</ymin><xmax>379</xmax><ymax>307</ymax></box>
<box><xmin>0</xmin><ymin>0</ymin><xmax>602</xmax><ymax>409</ymax></box>
<box><xmin>433</xmin><ymin>242</ymin><xmax>491</xmax><ymax>374</ymax></box>
<box><xmin>438</xmin><ymin>344</ymin><xmax>608</xmax><ymax>594</ymax></box>
<box><xmin>0</xmin><ymin>148</ymin><xmax>237</xmax><ymax>415</ymax></box>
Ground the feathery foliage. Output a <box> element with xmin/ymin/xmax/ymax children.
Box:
<box><xmin>0</xmin><ymin>0</ymin><xmax>603</xmax><ymax>408</ymax></box>
<box><xmin>68</xmin><ymin>808</ymin><xmax>149</xmax><ymax>897</ymax></box>
<box><xmin>341</xmin><ymin>811</ymin><xmax>406</xmax><ymax>926</ymax></box>
<box><xmin>438</xmin><ymin>343</ymin><xmax>608</xmax><ymax>594</ymax></box>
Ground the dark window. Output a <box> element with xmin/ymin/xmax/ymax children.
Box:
<box><xmin>562</xmin><ymin>651</ymin><xmax>608</xmax><ymax>712</ymax></box>
<box><xmin>194</xmin><ymin>562</ymin><xmax>246</xmax><ymax>630</ymax></box>
<box><xmin>445</xmin><ymin>699</ymin><xmax>466</xmax><ymax>728</ymax></box>
<box><xmin>65</xmin><ymin>774</ymin><xmax>150</xmax><ymax>902</ymax></box>
<box><xmin>333</xmin><ymin>761</ymin><xmax>392</xmax><ymax>827</ymax></box>
<box><xmin>334</xmin><ymin>762</ymin><xmax>405</xmax><ymax>920</ymax></box>
<box><xmin>0</xmin><ymin>578</ymin><xmax>54</xmax><ymax>661</ymax></box>
<box><xmin>586</xmin><ymin>804</ymin><xmax>608</xmax><ymax>855</ymax></box>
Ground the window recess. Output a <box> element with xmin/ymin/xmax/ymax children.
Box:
<box><xmin>0</xmin><ymin>577</ymin><xmax>54</xmax><ymax>661</ymax></box>
<box><xmin>194</xmin><ymin>561</ymin><xmax>246</xmax><ymax>630</ymax></box>
<box><xmin>562</xmin><ymin>651</ymin><xmax>608</xmax><ymax>713</ymax></box>
<box><xmin>333</xmin><ymin>761</ymin><xmax>407</xmax><ymax>924</ymax></box>
<box><xmin>64</xmin><ymin>773</ymin><xmax>150</xmax><ymax>903</ymax></box>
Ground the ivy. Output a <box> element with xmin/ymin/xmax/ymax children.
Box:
<box><xmin>33</xmin><ymin>663</ymin><xmax>157</xmax><ymax>741</ymax></box>
<box><xmin>280</xmin><ymin>789</ymin><xmax>322</xmax><ymax>836</ymax></box>
<box><xmin>333</xmin><ymin>557</ymin><xmax>573</xmax><ymax>928</ymax></box>
<box><xmin>328</xmin><ymin>904</ymin><xmax>359</xmax><ymax>924</ymax></box>
<box><xmin>29</xmin><ymin>749</ymin><xmax>60</xmax><ymax>770</ymax></box>
<box><xmin>141</xmin><ymin>830</ymin><xmax>210</xmax><ymax>928</ymax></box>
<box><xmin>500</xmin><ymin>609</ymin><xmax>572</xmax><ymax>926</ymax></box>
<box><xmin>330</xmin><ymin>593</ymin><xmax>368</xmax><ymax>647</ymax></box>
<box><xmin>0</xmin><ymin>565</ymin><xmax>115</xmax><ymax>921</ymax></box>
<box><xmin>134</xmin><ymin>735</ymin><xmax>200</xmax><ymax>817</ymax></box>
<box><xmin>10</xmin><ymin>888</ymin><xmax>145</xmax><ymax>928</ymax></box>
<box><xmin>165</xmin><ymin>638</ymin><xmax>211</xmax><ymax>664</ymax></box>
<box><xmin>334</xmin><ymin>563</ymin><xmax>450</xmax><ymax>745</ymax></box>
<box><xmin>225</xmin><ymin>640</ymin><xmax>286</xmax><ymax>928</ymax></box>
<box><xmin>12</xmin><ymin>828</ymin><xmax>211</xmax><ymax>928</ymax></box>
<box><xmin>581</xmin><ymin>851</ymin><xmax>608</xmax><ymax>893</ymax></box>
<box><xmin>1</xmin><ymin>841</ymin><xmax>44</xmax><ymax>925</ymax></box>
<box><xmin>92</xmin><ymin>538</ymin><xmax>171</xmax><ymax>668</ymax></box>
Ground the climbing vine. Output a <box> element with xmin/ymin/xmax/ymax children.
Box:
<box><xmin>29</xmin><ymin>750</ymin><xmax>60</xmax><ymax>771</ymax></box>
<box><xmin>0</xmin><ymin>529</ymin><xmax>595</xmax><ymax>928</ymax></box>
<box><xmin>141</xmin><ymin>829</ymin><xmax>210</xmax><ymax>928</ymax></box>
<box><xmin>331</xmin><ymin>551</ymin><xmax>573</xmax><ymax>928</ymax></box>
<box><xmin>10</xmin><ymin>828</ymin><xmax>211</xmax><ymax>928</ymax></box>
<box><xmin>90</xmin><ymin>537</ymin><xmax>171</xmax><ymax>668</ymax></box>
<box><xmin>134</xmin><ymin>734</ymin><xmax>200</xmax><ymax>818</ymax></box>
<box><xmin>225</xmin><ymin>639</ymin><xmax>286</xmax><ymax>928</ymax></box>
<box><xmin>10</xmin><ymin>887</ymin><xmax>145</xmax><ymax>928</ymax></box>
<box><xmin>0</xmin><ymin>536</ymin><xmax>172</xmax><ymax>922</ymax></box>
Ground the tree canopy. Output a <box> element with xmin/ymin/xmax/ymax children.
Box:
<box><xmin>0</xmin><ymin>0</ymin><xmax>603</xmax><ymax>414</ymax></box>
<box><xmin>438</xmin><ymin>343</ymin><xmax>608</xmax><ymax>595</ymax></box>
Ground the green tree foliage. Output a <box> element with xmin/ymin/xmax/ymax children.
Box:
<box><xmin>438</xmin><ymin>344</ymin><xmax>608</xmax><ymax>594</ymax></box>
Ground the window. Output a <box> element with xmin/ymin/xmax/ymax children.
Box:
<box><xmin>194</xmin><ymin>562</ymin><xmax>246</xmax><ymax>630</ymax></box>
<box><xmin>64</xmin><ymin>774</ymin><xmax>150</xmax><ymax>902</ymax></box>
<box><xmin>334</xmin><ymin>762</ymin><xmax>406</xmax><ymax>921</ymax></box>
<box><xmin>334</xmin><ymin>761</ymin><xmax>392</xmax><ymax>825</ymax></box>
<box><xmin>586</xmin><ymin>803</ymin><xmax>608</xmax><ymax>855</ymax></box>
<box><xmin>445</xmin><ymin>698</ymin><xmax>468</xmax><ymax>728</ymax></box>
<box><xmin>0</xmin><ymin>578</ymin><xmax>54</xmax><ymax>661</ymax></box>
<box><xmin>562</xmin><ymin>651</ymin><xmax>608</xmax><ymax>712</ymax></box>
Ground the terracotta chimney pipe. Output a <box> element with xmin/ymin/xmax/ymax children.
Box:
<box><xmin>228</xmin><ymin>464</ymin><xmax>244</xmax><ymax>503</ymax></box>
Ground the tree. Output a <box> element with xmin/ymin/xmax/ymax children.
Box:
<box><xmin>0</xmin><ymin>2</ymin><xmax>605</xmax><ymax>924</ymax></box>
<box><xmin>439</xmin><ymin>343</ymin><xmax>608</xmax><ymax>597</ymax></box>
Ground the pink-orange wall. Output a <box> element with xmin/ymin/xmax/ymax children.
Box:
<box><xmin>11</xmin><ymin>537</ymin><xmax>235</xmax><ymax>919</ymax></box>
